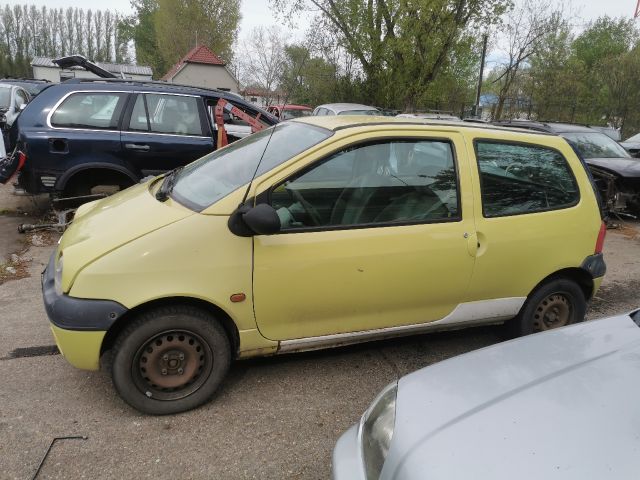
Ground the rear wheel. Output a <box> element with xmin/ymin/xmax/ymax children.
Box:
<box><xmin>506</xmin><ymin>278</ymin><xmax>586</xmax><ymax>337</ymax></box>
<box><xmin>111</xmin><ymin>306</ymin><xmax>231</xmax><ymax>415</ymax></box>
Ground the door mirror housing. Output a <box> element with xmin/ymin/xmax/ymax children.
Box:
<box><xmin>228</xmin><ymin>203</ymin><xmax>281</xmax><ymax>236</ymax></box>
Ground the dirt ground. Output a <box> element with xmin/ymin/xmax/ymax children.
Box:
<box><xmin>1</xmin><ymin>182</ymin><xmax>639</xmax><ymax>480</ymax></box>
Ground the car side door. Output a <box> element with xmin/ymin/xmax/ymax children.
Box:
<box><xmin>121</xmin><ymin>92</ymin><xmax>215</xmax><ymax>177</ymax></box>
<box><xmin>251</xmin><ymin>130</ymin><xmax>477</xmax><ymax>341</ymax></box>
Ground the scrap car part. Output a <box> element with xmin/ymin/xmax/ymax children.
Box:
<box><xmin>18</xmin><ymin>193</ymin><xmax>107</xmax><ymax>233</ymax></box>
<box><xmin>589</xmin><ymin>166</ymin><xmax>639</xmax><ymax>219</ymax></box>
<box><xmin>32</xmin><ymin>435</ymin><xmax>88</xmax><ymax>480</ymax></box>
<box><xmin>214</xmin><ymin>98</ymin><xmax>266</xmax><ymax>148</ymax></box>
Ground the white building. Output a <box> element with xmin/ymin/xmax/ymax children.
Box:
<box><xmin>161</xmin><ymin>45</ymin><xmax>239</xmax><ymax>93</ymax></box>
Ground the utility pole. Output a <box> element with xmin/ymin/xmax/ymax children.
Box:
<box><xmin>474</xmin><ymin>34</ymin><xmax>489</xmax><ymax>118</ymax></box>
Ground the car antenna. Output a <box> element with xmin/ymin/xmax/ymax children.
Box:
<box><xmin>240</xmin><ymin>125</ymin><xmax>277</xmax><ymax>205</ymax></box>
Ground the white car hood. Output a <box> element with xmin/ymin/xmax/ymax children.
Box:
<box><xmin>385</xmin><ymin>314</ymin><xmax>640</xmax><ymax>480</ymax></box>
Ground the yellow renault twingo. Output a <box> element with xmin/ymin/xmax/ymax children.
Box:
<box><xmin>43</xmin><ymin>117</ymin><xmax>607</xmax><ymax>414</ymax></box>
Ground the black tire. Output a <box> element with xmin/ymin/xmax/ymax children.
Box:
<box><xmin>111</xmin><ymin>306</ymin><xmax>231</xmax><ymax>415</ymax></box>
<box><xmin>505</xmin><ymin>278</ymin><xmax>587</xmax><ymax>338</ymax></box>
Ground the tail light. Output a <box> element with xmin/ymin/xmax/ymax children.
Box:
<box><xmin>595</xmin><ymin>221</ymin><xmax>606</xmax><ymax>254</ymax></box>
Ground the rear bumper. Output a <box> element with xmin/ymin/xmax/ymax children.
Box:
<box><xmin>581</xmin><ymin>253</ymin><xmax>606</xmax><ymax>279</ymax></box>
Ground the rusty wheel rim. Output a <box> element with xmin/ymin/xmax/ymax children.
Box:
<box><xmin>533</xmin><ymin>293</ymin><xmax>572</xmax><ymax>331</ymax></box>
<box><xmin>132</xmin><ymin>330</ymin><xmax>213</xmax><ymax>401</ymax></box>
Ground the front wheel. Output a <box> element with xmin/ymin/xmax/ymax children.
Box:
<box><xmin>506</xmin><ymin>278</ymin><xmax>587</xmax><ymax>337</ymax></box>
<box><xmin>111</xmin><ymin>306</ymin><xmax>231</xmax><ymax>415</ymax></box>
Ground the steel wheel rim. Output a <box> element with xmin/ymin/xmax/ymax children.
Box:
<box><xmin>533</xmin><ymin>293</ymin><xmax>572</xmax><ymax>331</ymax></box>
<box><xmin>132</xmin><ymin>330</ymin><xmax>213</xmax><ymax>401</ymax></box>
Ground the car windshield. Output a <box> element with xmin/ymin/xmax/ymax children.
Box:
<box><xmin>0</xmin><ymin>87</ymin><xmax>11</xmax><ymax>108</ymax></box>
<box><xmin>562</xmin><ymin>132</ymin><xmax>630</xmax><ymax>159</ymax></box>
<box><xmin>625</xmin><ymin>133</ymin><xmax>640</xmax><ymax>143</ymax></box>
<box><xmin>171</xmin><ymin>122</ymin><xmax>333</xmax><ymax>211</ymax></box>
<box><xmin>338</xmin><ymin>109</ymin><xmax>379</xmax><ymax>116</ymax></box>
<box><xmin>282</xmin><ymin>109</ymin><xmax>311</xmax><ymax>120</ymax></box>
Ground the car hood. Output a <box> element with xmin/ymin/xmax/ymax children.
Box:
<box><xmin>385</xmin><ymin>314</ymin><xmax>640</xmax><ymax>480</ymax></box>
<box><xmin>585</xmin><ymin>157</ymin><xmax>640</xmax><ymax>177</ymax></box>
<box><xmin>58</xmin><ymin>180</ymin><xmax>194</xmax><ymax>292</ymax></box>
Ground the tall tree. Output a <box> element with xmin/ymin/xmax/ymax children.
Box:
<box><xmin>272</xmin><ymin>0</ymin><xmax>509</xmax><ymax>110</ymax></box>
<box><xmin>154</xmin><ymin>0</ymin><xmax>241</xmax><ymax>68</ymax></box>
<box><xmin>490</xmin><ymin>1</ymin><xmax>564</xmax><ymax>120</ymax></box>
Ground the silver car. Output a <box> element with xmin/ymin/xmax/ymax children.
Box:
<box><xmin>312</xmin><ymin>103</ymin><xmax>380</xmax><ymax>116</ymax></box>
<box><xmin>333</xmin><ymin>309</ymin><xmax>640</xmax><ymax>480</ymax></box>
<box><xmin>0</xmin><ymin>83</ymin><xmax>30</xmax><ymax>127</ymax></box>
<box><xmin>620</xmin><ymin>133</ymin><xmax>640</xmax><ymax>158</ymax></box>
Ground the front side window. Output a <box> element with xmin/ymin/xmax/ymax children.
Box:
<box><xmin>475</xmin><ymin>140</ymin><xmax>580</xmax><ymax>217</ymax></box>
<box><xmin>51</xmin><ymin>92</ymin><xmax>127</xmax><ymax>129</ymax></box>
<box><xmin>171</xmin><ymin>122</ymin><xmax>332</xmax><ymax>211</ymax></box>
<box><xmin>15</xmin><ymin>89</ymin><xmax>28</xmax><ymax>107</ymax></box>
<box><xmin>0</xmin><ymin>87</ymin><xmax>12</xmax><ymax>108</ymax></box>
<box><xmin>270</xmin><ymin>139</ymin><xmax>459</xmax><ymax>230</ymax></box>
<box><xmin>144</xmin><ymin>94</ymin><xmax>203</xmax><ymax>136</ymax></box>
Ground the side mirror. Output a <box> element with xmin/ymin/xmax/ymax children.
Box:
<box><xmin>228</xmin><ymin>203</ymin><xmax>281</xmax><ymax>236</ymax></box>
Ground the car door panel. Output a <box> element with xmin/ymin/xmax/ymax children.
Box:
<box><xmin>251</xmin><ymin>131</ymin><xmax>476</xmax><ymax>341</ymax></box>
<box><xmin>121</xmin><ymin>93</ymin><xmax>214</xmax><ymax>176</ymax></box>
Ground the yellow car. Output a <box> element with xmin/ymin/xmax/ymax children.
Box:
<box><xmin>42</xmin><ymin>116</ymin><xmax>607</xmax><ymax>414</ymax></box>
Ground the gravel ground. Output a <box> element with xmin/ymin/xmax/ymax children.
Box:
<box><xmin>1</xmin><ymin>183</ymin><xmax>639</xmax><ymax>479</ymax></box>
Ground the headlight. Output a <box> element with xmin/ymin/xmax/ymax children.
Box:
<box><xmin>54</xmin><ymin>255</ymin><xmax>63</xmax><ymax>295</ymax></box>
<box><xmin>359</xmin><ymin>381</ymin><xmax>398</xmax><ymax>480</ymax></box>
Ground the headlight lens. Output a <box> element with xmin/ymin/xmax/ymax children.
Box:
<box><xmin>54</xmin><ymin>255</ymin><xmax>63</xmax><ymax>295</ymax></box>
<box><xmin>360</xmin><ymin>381</ymin><xmax>398</xmax><ymax>480</ymax></box>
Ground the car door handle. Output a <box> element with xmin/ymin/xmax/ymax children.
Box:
<box><xmin>125</xmin><ymin>143</ymin><xmax>150</xmax><ymax>151</ymax></box>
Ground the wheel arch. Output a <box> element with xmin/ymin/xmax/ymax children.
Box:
<box><xmin>100</xmin><ymin>296</ymin><xmax>240</xmax><ymax>359</ymax></box>
<box><xmin>528</xmin><ymin>267</ymin><xmax>595</xmax><ymax>303</ymax></box>
<box><xmin>56</xmin><ymin>162</ymin><xmax>139</xmax><ymax>193</ymax></box>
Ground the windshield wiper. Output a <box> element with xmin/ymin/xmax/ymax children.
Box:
<box><xmin>155</xmin><ymin>166</ymin><xmax>184</xmax><ymax>202</ymax></box>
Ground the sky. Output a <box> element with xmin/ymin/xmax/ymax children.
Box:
<box><xmin>2</xmin><ymin>0</ymin><xmax>638</xmax><ymax>45</ymax></box>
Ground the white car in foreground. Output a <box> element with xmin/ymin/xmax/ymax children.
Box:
<box><xmin>333</xmin><ymin>309</ymin><xmax>640</xmax><ymax>480</ymax></box>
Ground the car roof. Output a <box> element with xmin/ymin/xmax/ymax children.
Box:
<box><xmin>292</xmin><ymin>115</ymin><xmax>554</xmax><ymax>136</ymax></box>
<box><xmin>273</xmin><ymin>104</ymin><xmax>312</xmax><ymax>110</ymax></box>
<box><xmin>55</xmin><ymin>78</ymin><xmax>248</xmax><ymax>100</ymax></box>
<box><xmin>316</xmin><ymin>103</ymin><xmax>379</xmax><ymax>112</ymax></box>
<box><xmin>493</xmin><ymin>120</ymin><xmax>600</xmax><ymax>134</ymax></box>
<box><xmin>33</xmin><ymin>79</ymin><xmax>278</xmax><ymax>123</ymax></box>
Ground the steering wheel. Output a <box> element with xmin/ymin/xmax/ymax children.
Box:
<box><xmin>287</xmin><ymin>186</ymin><xmax>323</xmax><ymax>226</ymax></box>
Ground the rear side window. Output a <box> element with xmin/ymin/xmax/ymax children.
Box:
<box><xmin>144</xmin><ymin>94</ymin><xmax>204</xmax><ymax>136</ymax></box>
<box><xmin>475</xmin><ymin>140</ymin><xmax>579</xmax><ymax>217</ymax></box>
<box><xmin>51</xmin><ymin>92</ymin><xmax>127</xmax><ymax>130</ymax></box>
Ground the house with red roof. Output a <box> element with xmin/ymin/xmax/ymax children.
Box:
<box><xmin>161</xmin><ymin>45</ymin><xmax>239</xmax><ymax>93</ymax></box>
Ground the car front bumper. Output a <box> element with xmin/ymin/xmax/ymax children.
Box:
<box><xmin>42</xmin><ymin>252</ymin><xmax>127</xmax><ymax>370</ymax></box>
<box><xmin>332</xmin><ymin>425</ymin><xmax>367</xmax><ymax>480</ymax></box>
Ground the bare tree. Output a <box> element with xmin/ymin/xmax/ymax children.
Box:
<box><xmin>491</xmin><ymin>1</ymin><xmax>565</xmax><ymax>120</ymax></box>
<box><xmin>238</xmin><ymin>26</ymin><xmax>286</xmax><ymax>105</ymax></box>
